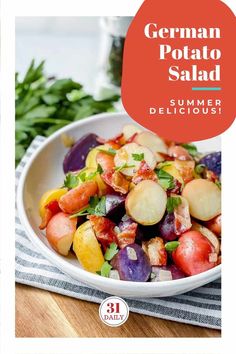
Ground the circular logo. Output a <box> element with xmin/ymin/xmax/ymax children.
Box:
<box><xmin>99</xmin><ymin>296</ymin><xmax>129</xmax><ymax>327</ymax></box>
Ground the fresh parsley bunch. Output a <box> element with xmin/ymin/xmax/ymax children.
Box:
<box><xmin>15</xmin><ymin>60</ymin><xmax>120</xmax><ymax>165</ymax></box>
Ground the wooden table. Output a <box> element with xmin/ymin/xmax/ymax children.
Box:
<box><xmin>16</xmin><ymin>284</ymin><xmax>220</xmax><ymax>338</ymax></box>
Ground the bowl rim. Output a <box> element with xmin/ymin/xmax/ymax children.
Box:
<box><xmin>17</xmin><ymin>112</ymin><xmax>221</xmax><ymax>291</ymax></box>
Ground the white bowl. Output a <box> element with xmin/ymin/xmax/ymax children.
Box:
<box><xmin>17</xmin><ymin>112</ymin><xmax>221</xmax><ymax>298</ymax></box>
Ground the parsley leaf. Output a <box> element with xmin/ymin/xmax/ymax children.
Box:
<box><xmin>156</xmin><ymin>169</ymin><xmax>175</xmax><ymax>190</ymax></box>
<box><xmin>132</xmin><ymin>153</ymin><xmax>144</xmax><ymax>161</ymax></box>
<box><xmin>15</xmin><ymin>60</ymin><xmax>119</xmax><ymax>166</ymax></box>
<box><xmin>63</xmin><ymin>173</ymin><xmax>79</xmax><ymax>189</ymax></box>
<box><xmin>97</xmin><ymin>261</ymin><xmax>112</xmax><ymax>277</ymax></box>
<box><xmin>194</xmin><ymin>164</ymin><xmax>206</xmax><ymax>175</ymax></box>
<box><xmin>98</xmin><ymin>147</ymin><xmax>117</xmax><ymax>156</ymax></box>
<box><xmin>215</xmin><ymin>180</ymin><xmax>221</xmax><ymax>189</ymax></box>
<box><xmin>97</xmin><ymin>163</ymin><xmax>103</xmax><ymax>174</ymax></box>
<box><xmin>104</xmin><ymin>243</ymin><xmax>119</xmax><ymax>261</ymax></box>
<box><xmin>65</xmin><ymin>164</ymin><xmax>103</xmax><ymax>190</ymax></box>
<box><xmin>165</xmin><ymin>241</ymin><xmax>180</xmax><ymax>252</ymax></box>
<box><xmin>70</xmin><ymin>196</ymin><xmax>106</xmax><ymax>218</ymax></box>
<box><xmin>166</xmin><ymin>196</ymin><xmax>182</xmax><ymax>213</ymax></box>
<box><xmin>87</xmin><ymin>196</ymin><xmax>106</xmax><ymax>216</ymax></box>
<box><xmin>115</xmin><ymin>163</ymin><xmax>135</xmax><ymax>172</ymax></box>
<box><xmin>181</xmin><ymin>143</ymin><xmax>198</xmax><ymax>157</ymax></box>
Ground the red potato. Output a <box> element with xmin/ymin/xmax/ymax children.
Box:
<box><xmin>205</xmin><ymin>215</ymin><xmax>221</xmax><ymax>237</ymax></box>
<box><xmin>96</xmin><ymin>151</ymin><xmax>115</xmax><ymax>171</ymax></box>
<box><xmin>122</xmin><ymin>124</ymin><xmax>142</xmax><ymax>142</ymax></box>
<box><xmin>191</xmin><ymin>221</ymin><xmax>220</xmax><ymax>254</ymax></box>
<box><xmin>59</xmin><ymin>181</ymin><xmax>98</xmax><ymax>214</ymax></box>
<box><xmin>133</xmin><ymin>131</ymin><xmax>168</xmax><ymax>162</ymax></box>
<box><xmin>168</xmin><ymin>145</ymin><xmax>193</xmax><ymax>161</ymax></box>
<box><xmin>172</xmin><ymin>231</ymin><xmax>218</xmax><ymax>276</ymax></box>
<box><xmin>46</xmin><ymin>212</ymin><xmax>77</xmax><ymax>256</ymax></box>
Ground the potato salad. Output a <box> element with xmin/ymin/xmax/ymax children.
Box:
<box><xmin>38</xmin><ymin>124</ymin><xmax>221</xmax><ymax>282</ymax></box>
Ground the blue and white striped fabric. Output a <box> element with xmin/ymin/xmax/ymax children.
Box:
<box><xmin>15</xmin><ymin>136</ymin><xmax>221</xmax><ymax>330</ymax></box>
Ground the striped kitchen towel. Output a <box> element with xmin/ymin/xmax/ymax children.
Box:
<box><xmin>15</xmin><ymin>136</ymin><xmax>221</xmax><ymax>330</ymax></box>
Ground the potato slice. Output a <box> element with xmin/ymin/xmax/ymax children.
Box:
<box><xmin>191</xmin><ymin>221</ymin><xmax>220</xmax><ymax>254</ymax></box>
<box><xmin>134</xmin><ymin>131</ymin><xmax>167</xmax><ymax>161</ymax></box>
<box><xmin>122</xmin><ymin>124</ymin><xmax>142</xmax><ymax>141</ymax></box>
<box><xmin>114</xmin><ymin>142</ymin><xmax>156</xmax><ymax>177</ymax></box>
<box><xmin>73</xmin><ymin>221</ymin><xmax>105</xmax><ymax>273</ymax></box>
<box><xmin>182</xmin><ymin>179</ymin><xmax>221</xmax><ymax>221</ymax></box>
<box><xmin>46</xmin><ymin>212</ymin><xmax>77</xmax><ymax>256</ymax></box>
<box><xmin>125</xmin><ymin>180</ymin><xmax>167</xmax><ymax>225</ymax></box>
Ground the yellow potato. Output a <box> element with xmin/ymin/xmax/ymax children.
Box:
<box><xmin>162</xmin><ymin>162</ymin><xmax>183</xmax><ymax>183</ymax></box>
<box><xmin>73</xmin><ymin>221</ymin><xmax>105</xmax><ymax>273</ymax></box>
<box><xmin>182</xmin><ymin>179</ymin><xmax>221</xmax><ymax>221</ymax></box>
<box><xmin>85</xmin><ymin>144</ymin><xmax>113</xmax><ymax>168</ymax></box>
<box><xmin>39</xmin><ymin>188</ymin><xmax>67</xmax><ymax>218</ymax></box>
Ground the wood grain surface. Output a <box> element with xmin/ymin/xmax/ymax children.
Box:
<box><xmin>15</xmin><ymin>284</ymin><xmax>221</xmax><ymax>338</ymax></box>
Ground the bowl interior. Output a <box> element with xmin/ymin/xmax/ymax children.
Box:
<box><xmin>19</xmin><ymin>113</ymin><xmax>221</xmax><ymax>294</ymax></box>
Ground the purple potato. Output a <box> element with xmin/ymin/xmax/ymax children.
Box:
<box><xmin>105</xmin><ymin>194</ymin><xmax>125</xmax><ymax>221</ymax></box>
<box><xmin>151</xmin><ymin>264</ymin><xmax>186</xmax><ymax>282</ymax></box>
<box><xmin>199</xmin><ymin>152</ymin><xmax>221</xmax><ymax>177</ymax></box>
<box><xmin>111</xmin><ymin>244</ymin><xmax>151</xmax><ymax>282</ymax></box>
<box><xmin>158</xmin><ymin>213</ymin><xmax>178</xmax><ymax>241</ymax></box>
<box><xmin>63</xmin><ymin>133</ymin><xmax>100</xmax><ymax>173</ymax></box>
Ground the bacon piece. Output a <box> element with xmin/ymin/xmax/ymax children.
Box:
<box><xmin>116</xmin><ymin>223</ymin><xmax>137</xmax><ymax>249</ymax></box>
<box><xmin>102</xmin><ymin>170</ymin><xmax>130</xmax><ymax>194</ymax></box>
<box><xmin>132</xmin><ymin>161</ymin><xmax>157</xmax><ymax>185</ymax></box>
<box><xmin>167</xmin><ymin>179</ymin><xmax>182</xmax><ymax>196</ymax></box>
<box><xmin>204</xmin><ymin>169</ymin><xmax>218</xmax><ymax>183</ymax></box>
<box><xmin>142</xmin><ymin>237</ymin><xmax>167</xmax><ymax>266</ymax></box>
<box><xmin>88</xmin><ymin>215</ymin><xmax>118</xmax><ymax>251</ymax></box>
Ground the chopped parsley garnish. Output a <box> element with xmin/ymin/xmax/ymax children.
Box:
<box><xmin>104</xmin><ymin>243</ymin><xmax>119</xmax><ymax>261</ymax></box>
<box><xmin>63</xmin><ymin>164</ymin><xmax>103</xmax><ymax>189</ymax></box>
<box><xmin>70</xmin><ymin>196</ymin><xmax>106</xmax><ymax>218</ymax></box>
<box><xmin>215</xmin><ymin>180</ymin><xmax>221</xmax><ymax>189</ymax></box>
<box><xmin>181</xmin><ymin>143</ymin><xmax>198</xmax><ymax>157</ymax></box>
<box><xmin>155</xmin><ymin>169</ymin><xmax>175</xmax><ymax>191</ymax></box>
<box><xmin>132</xmin><ymin>153</ymin><xmax>144</xmax><ymax>161</ymax></box>
<box><xmin>195</xmin><ymin>164</ymin><xmax>206</xmax><ymax>175</ymax></box>
<box><xmin>165</xmin><ymin>241</ymin><xmax>180</xmax><ymax>252</ymax></box>
<box><xmin>166</xmin><ymin>196</ymin><xmax>182</xmax><ymax>213</ymax></box>
<box><xmin>115</xmin><ymin>163</ymin><xmax>135</xmax><ymax>172</ymax></box>
<box><xmin>97</xmin><ymin>163</ymin><xmax>103</xmax><ymax>174</ymax></box>
<box><xmin>97</xmin><ymin>261</ymin><xmax>112</xmax><ymax>277</ymax></box>
<box><xmin>63</xmin><ymin>173</ymin><xmax>80</xmax><ymax>189</ymax></box>
<box><xmin>98</xmin><ymin>147</ymin><xmax>117</xmax><ymax>156</ymax></box>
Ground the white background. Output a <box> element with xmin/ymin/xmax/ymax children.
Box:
<box><xmin>1</xmin><ymin>1</ymin><xmax>236</xmax><ymax>354</ymax></box>
<box><xmin>15</xmin><ymin>17</ymin><xmax>102</xmax><ymax>93</ymax></box>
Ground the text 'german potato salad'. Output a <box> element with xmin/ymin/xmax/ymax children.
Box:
<box><xmin>38</xmin><ymin>125</ymin><xmax>221</xmax><ymax>282</ymax></box>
